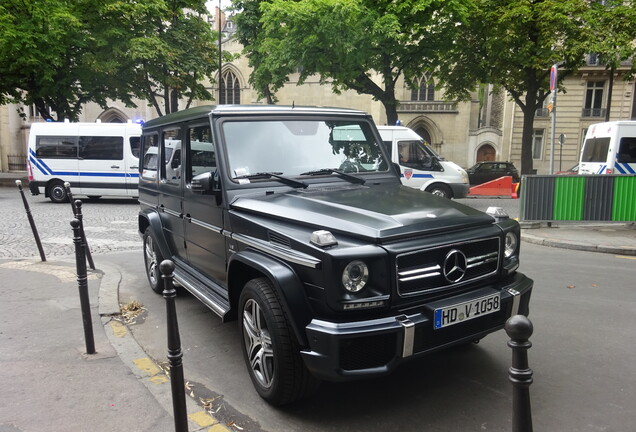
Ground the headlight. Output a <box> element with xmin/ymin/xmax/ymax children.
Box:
<box><xmin>342</xmin><ymin>260</ymin><xmax>369</xmax><ymax>293</ymax></box>
<box><xmin>504</xmin><ymin>232</ymin><xmax>518</xmax><ymax>258</ymax></box>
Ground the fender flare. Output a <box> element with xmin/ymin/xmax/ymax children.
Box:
<box><xmin>229</xmin><ymin>249</ymin><xmax>313</xmax><ymax>347</ymax></box>
<box><xmin>138</xmin><ymin>210</ymin><xmax>171</xmax><ymax>261</ymax></box>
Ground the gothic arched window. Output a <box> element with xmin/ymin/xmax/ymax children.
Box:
<box><xmin>410</xmin><ymin>73</ymin><xmax>435</xmax><ymax>101</ymax></box>
<box><xmin>220</xmin><ymin>70</ymin><xmax>241</xmax><ymax>104</ymax></box>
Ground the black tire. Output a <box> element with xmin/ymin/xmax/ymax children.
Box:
<box><xmin>239</xmin><ymin>277</ymin><xmax>318</xmax><ymax>405</ymax></box>
<box><xmin>48</xmin><ymin>180</ymin><xmax>68</xmax><ymax>203</ymax></box>
<box><xmin>143</xmin><ymin>228</ymin><xmax>164</xmax><ymax>294</ymax></box>
<box><xmin>426</xmin><ymin>183</ymin><xmax>452</xmax><ymax>199</ymax></box>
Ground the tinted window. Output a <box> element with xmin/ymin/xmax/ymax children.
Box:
<box><xmin>617</xmin><ymin>137</ymin><xmax>636</xmax><ymax>163</ymax></box>
<box><xmin>163</xmin><ymin>129</ymin><xmax>181</xmax><ymax>184</ymax></box>
<box><xmin>188</xmin><ymin>125</ymin><xmax>215</xmax><ymax>180</ymax></box>
<box><xmin>141</xmin><ymin>134</ymin><xmax>159</xmax><ymax>180</ymax></box>
<box><xmin>35</xmin><ymin>136</ymin><xmax>77</xmax><ymax>158</ymax></box>
<box><xmin>79</xmin><ymin>136</ymin><xmax>123</xmax><ymax>160</ymax></box>
<box><xmin>130</xmin><ymin>136</ymin><xmax>141</xmax><ymax>158</ymax></box>
<box><xmin>581</xmin><ymin>137</ymin><xmax>611</xmax><ymax>162</ymax></box>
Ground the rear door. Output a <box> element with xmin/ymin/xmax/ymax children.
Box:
<box><xmin>158</xmin><ymin>127</ymin><xmax>187</xmax><ymax>261</ymax></box>
<box><xmin>125</xmin><ymin>132</ymin><xmax>141</xmax><ymax>196</ymax></box>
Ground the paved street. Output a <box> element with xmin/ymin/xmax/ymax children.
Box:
<box><xmin>0</xmin><ymin>188</ymin><xmax>140</xmax><ymax>259</ymax></box>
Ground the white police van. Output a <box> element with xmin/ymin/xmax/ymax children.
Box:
<box><xmin>377</xmin><ymin>126</ymin><xmax>470</xmax><ymax>199</ymax></box>
<box><xmin>579</xmin><ymin>121</ymin><xmax>636</xmax><ymax>175</ymax></box>
<box><xmin>27</xmin><ymin>121</ymin><xmax>142</xmax><ymax>202</ymax></box>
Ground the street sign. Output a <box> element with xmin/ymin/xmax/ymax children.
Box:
<box><xmin>550</xmin><ymin>65</ymin><xmax>557</xmax><ymax>91</ymax></box>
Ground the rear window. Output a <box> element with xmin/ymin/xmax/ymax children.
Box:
<box><xmin>581</xmin><ymin>137</ymin><xmax>611</xmax><ymax>162</ymax></box>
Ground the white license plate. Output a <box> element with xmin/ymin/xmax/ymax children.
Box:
<box><xmin>434</xmin><ymin>293</ymin><xmax>501</xmax><ymax>329</ymax></box>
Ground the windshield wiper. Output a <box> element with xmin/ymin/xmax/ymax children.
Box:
<box><xmin>234</xmin><ymin>172</ymin><xmax>308</xmax><ymax>189</ymax></box>
<box><xmin>299</xmin><ymin>168</ymin><xmax>366</xmax><ymax>185</ymax></box>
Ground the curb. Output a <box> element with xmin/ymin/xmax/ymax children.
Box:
<box><xmin>520</xmin><ymin>231</ymin><xmax>636</xmax><ymax>256</ymax></box>
<box><xmin>96</xmin><ymin>262</ymin><xmax>231</xmax><ymax>432</ymax></box>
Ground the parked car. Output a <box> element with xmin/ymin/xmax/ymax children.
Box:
<box><xmin>555</xmin><ymin>164</ymin><xmax>579</xmax><ymax>175</ymax></box>
<box><xmin>138</xmin><ymin>105</ymin><xmax>533</xmax><ymax>405</ymax></box>
<box><xmin>466</xmin><ymin>161</ymin><xmax>520</xmax><ymax>185</ymax></box>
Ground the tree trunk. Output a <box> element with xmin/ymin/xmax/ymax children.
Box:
<box><xmin>519</xmin><ymin>90</ymin><xmax>538</xmax><ymax>175</ymax></box>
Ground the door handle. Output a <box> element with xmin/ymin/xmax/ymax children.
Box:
<box><xmin>184</xmin><ymin>214</ymin><xmax>192</xmax><ymax>222</ymax></box>
<box><xmin>111</xmin><ymin>165</ymin><xmax>120</xmax><ymax>169</ymax></box>
<box><xmin>130</xmin><ymin>165</ymin><xmax>138</xmax><ymax>169</ymax></box>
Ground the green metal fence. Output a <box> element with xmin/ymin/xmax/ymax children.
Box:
<box><xmin>520</xmin><ymin>175</ymin><xmax>636</xmax><ymax>222</ymax></box>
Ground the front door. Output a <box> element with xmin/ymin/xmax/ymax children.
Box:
<box><xmin>182</xmin><ymin>123</ymin><xmax>227</xmax><ymax>286</ymax></box>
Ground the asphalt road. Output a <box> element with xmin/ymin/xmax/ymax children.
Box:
<box><xmin>110</xmin><ymin>243</ymin><xmax>636</xmax><ymax>432</ymax></box>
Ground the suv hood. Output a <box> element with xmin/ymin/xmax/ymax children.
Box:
<box><xmin>230</xmin><ymin>183</ymin><xmax>494</xmax><ymax>241</ymax></box>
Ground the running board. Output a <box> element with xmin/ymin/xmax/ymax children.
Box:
<box><xmin>173</xmin><ymin>268</ymin><xmax>230</xmax><ymax>320</ymax></box>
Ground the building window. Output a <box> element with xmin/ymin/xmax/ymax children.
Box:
<box><xmin>29</xmin><ymin>104</ymin><xmax>51</xmax><ymax>118</ymax></box>
<box><xmin>583</xmin><ymin>81</ymin><xmax>605</xmax><ymax>117</ymax></box>
<box><xmin>532</xmin><ymin>129</ymin><xmax>544</xmax><ymax>160</ymax></box>
<box><xmin>410</xmin><ymin>73</ymin><xmax>434</xmax><ymax>101</ymax></box>
<box><xmin>220</xmin><ymin>70</ymin><xmax>240</xmax><ymax>104</ymax></box>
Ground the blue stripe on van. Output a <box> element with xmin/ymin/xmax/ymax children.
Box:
<box><xmin>401</xmin><ymin>173</ymin><xmax>434</xmax><ymax>179</ymax></box>
<box><xmin>615</xmin><ymin>163</ymin><xmax>635</xmax><ymax>174</ymax></box>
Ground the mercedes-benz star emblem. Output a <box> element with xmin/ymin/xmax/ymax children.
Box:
<box><xmin>443</xmin><ymin>249</ymin><xmax>467</xmax><ymax>283</ymax></box>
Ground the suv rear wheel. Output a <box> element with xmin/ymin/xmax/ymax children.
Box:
<box><xmin>239</xmin><ymin>277</ymin><xmax>318</xmax><ymax>405</ymax></box>
<box><xmin>143</xmin><ymin>228</ymin><xmax>164</xmax><ymax>294</ymax></box>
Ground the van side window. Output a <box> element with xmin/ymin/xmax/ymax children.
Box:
<box><xmin>141</xmin><ymin>134</ymin><xmax>159</xmax><ymax>180</ymax></box>
<box><xmin>35</xmin><ymin>136</ymin><xmax>77</xmax><ymax>158</ymax></box>
<box><xmin>188</xmin><ymin>125</ymin><xmax>215</xmax><ymax>180</ymax></box>
<box><xmin>130</xmin><ymin>136</ymin><xmax>141</xmax><ymax>159</ymax></box>
<box><xmin>78</xmin><ymin>136</ymin><xmax>123</xmax><ymax>160</ymax></box>
<box><xmin>617</xmin><ymin>137</ymin><xmax>636</xmax><ymax>163</ymax></box>
<box><xmin>163</xmin><ymin>128</ymin><xmax>182</xmax><ymax>184</ymax></box>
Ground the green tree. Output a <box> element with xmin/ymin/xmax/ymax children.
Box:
<box><xmin>238</xmin><ymin>0</ymin><xmax>469</xmax><ymax>124</ymax></box>
<box><xmin>437</xmin><ymin>0</ymin><xmax>589</xmax><ymax>175</ymax></box>
<box><xmin>0</xmin><ymin>0</ymin><xmax>222</xmax><ymax>120</ymax></box>
<box><xmin>585</xmin><ymin>0</ymin><xmax>636</xmax><ymax>121</ymax></box>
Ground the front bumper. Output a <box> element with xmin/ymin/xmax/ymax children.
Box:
<box><xmin>301</xmin><ymin>272</ymin><xmax>532</xmax><ymax>381</ymax></box>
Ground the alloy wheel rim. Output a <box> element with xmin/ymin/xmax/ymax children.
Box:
<box><xmin>242</xmin><ymin>298</ymin><xmax>274</xmax><ymax>388</ymax></box>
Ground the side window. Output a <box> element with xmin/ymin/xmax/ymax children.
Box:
<box><xmin>35</xmin><ymin>136</ymin><xmax>77</xmax><ymax>158</ymax></box>
<box><xmin>163</xmin><ymin>128</ymin><xmax>182</xmax><ymax>185</ymax></box>
<box><xmin>130</xmin><ymin>136</ymin><xmax>141</xmax><ymax>159</ymax></box>
<box><xmin>617</xmin><ymin>137</ymin><xmax>636</xmax><ymax>163</ymax></box>
<box><xmin>187</xmin><ymin>124</ymin><xmax>215</xmax><ymax>180</ymax></box>
<box><xmin>79</xmin><ymin>136</ymin><xmax>123</xmax><ymax>160</ymax></box>
<box><xmin>141</xmin><ymin>134</ymin><xmax>159</xmax><ymax>180</ymax></box>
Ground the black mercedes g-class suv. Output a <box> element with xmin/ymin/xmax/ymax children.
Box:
<box><xmin>138</xmin><ymin>105</ymin><xmax>532</xmax><ymax>405</ymax></box>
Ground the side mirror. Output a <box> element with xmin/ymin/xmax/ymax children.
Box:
<box><xmin>191</xmin><ymin>170</ymin><xmax>220</xmax><ymax>194</ymax></box>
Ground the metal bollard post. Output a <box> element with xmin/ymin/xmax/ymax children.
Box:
<box><xmin>16</xmin><ymin>180</ymin><xmax>47</xmax><ymax>261</ymax></box>
<box><xmin>505</xmin><ymin>315</ymin><xmax>534</xmax><ymax>432</ymax></box>
<box><xmin>64</xmin><ymin>182</ymin><xmax>78</xmax><ymax>215</ymax></box>
<box><xmin>160</xmin><ymin>260</ymin><xmax>189</xmax><ymax>432</ymax></box>
<box><xmin>71</xmin><ymin>218</ymin><xmax>96</xmax><ymax>355</ymax></box>
<box><xmin>74</xmin><ymin>200</ymin><xmax>95</xmax><ymax>270</ymax></box>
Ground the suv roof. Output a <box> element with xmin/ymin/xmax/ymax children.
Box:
<box><xmin>142</xmin><ymin>105</ymin><xmax>370</xmax><ymax>129</ymax></box>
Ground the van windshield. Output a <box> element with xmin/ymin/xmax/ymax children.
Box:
<box><xmin>222</xmin><ymin>120</ymin><xmax>387</xmax><ymax>180</ymax></box>
<box><xmin>581</xmin><ymin>137</ymin><xmax>611</xmax><ymax>162</ymax></box>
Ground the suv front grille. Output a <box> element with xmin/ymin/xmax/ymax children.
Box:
<box><xmin>396</xmin><ymin>237</ymin><xmax>500</xmax><ymax>296</ymax></box>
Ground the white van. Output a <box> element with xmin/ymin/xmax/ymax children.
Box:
<box><xmin>377</xmin><ymin>126</ymin><xmax>470</xmax><ymax>198</ymax></box>
<box><xmin>27</xmin><ymin>121</ymin><xmax>142</xmax><ymax>202</ymax></box>
<box><xmin>579</xmin><ymin>121</ymin><xmax>636</xmax><ymax>175</ymax></box>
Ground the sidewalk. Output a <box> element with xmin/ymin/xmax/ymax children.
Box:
<box><xmin>521</xmin><ymin>222</ymin><xmax>636</xmax><ymax>256</ymax></box>
<box><xmin>0</xmin><ymin>257</ymin><xmax>230</xmax><ymax>432</ymax></box>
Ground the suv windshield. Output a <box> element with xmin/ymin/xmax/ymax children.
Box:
<box><xmin>222</xmin><ymin>120</ymin><xmax>387</xmax><ymax>180</ymax></box>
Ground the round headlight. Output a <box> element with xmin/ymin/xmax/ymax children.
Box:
<box><xmin>342</xmin><ymin>260</ymin><xmax>369</xmax><ymax>293</ymax></box>
<box><xmin>504</xmin><ymin>232</ymin><xmax>518</xmax><ymax>258</ymax></box>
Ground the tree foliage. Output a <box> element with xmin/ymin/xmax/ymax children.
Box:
<box><xmin>436</xmin><ymin>0</ymin><xmax>590</xmax><ymax>174</ymax></box>
<box><xmin>0</xmin><ymin>0</ymin><xmax>222</xmax><ymax>120</ymax></box>
<box><xmin>234</xmin><ymin>0</ymin><xmax>470</xmax><ymax>124</ymax></box>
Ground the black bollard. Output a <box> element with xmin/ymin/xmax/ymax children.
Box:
<box><xmin>16</xmin><ymin>180</ymin><xmax>46</xmax><ymax>262</ymax></box>
<box><xmin>505</xmin><ymin>315</ymin><xmax>534</xmax><ymax>432</ymax></box>
<box><xmin>74</xmin><ymin>200</ymin><xmax>95</xmax><ymax>270</ymax></box>
<box><xmin>64</xmin><ymin>182</ymin><xmax>78</xmax><ymax>215</ymax></box>
<box><xmin>160</xmin><ymin>260</ymin><xmax>189</xmax><ymax>432</ymax></box>
<box><xmin>71</xmin><ymin>218</ymin><xmax>96</xmax><ymax>355</ymax></box>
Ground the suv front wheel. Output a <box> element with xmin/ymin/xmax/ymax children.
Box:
<box><xmin>239</xmin><ymin>277</ymin><xmax>318</xmax><ymax>405</ymax></box>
